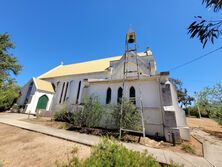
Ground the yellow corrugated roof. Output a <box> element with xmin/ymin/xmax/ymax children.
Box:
<box><xmin>39</xmin><ymin>56</ymin><xmax>122</xmax><ymax>79</ymax></box>
<box><xmin>33</xmin><ymin>78</ymin><xmax>55</xmax><ymax>93</ymax></box>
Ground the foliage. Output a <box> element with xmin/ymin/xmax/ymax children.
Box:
<box><xmin>0</xmin><ymin>33</ymin><xmax>22</xmax><ymax>85</ymax></box>
<box><xmin>187</xmin><ymin>106</ymin><xmax>199</xmax><ymax>117</ymax></box>
<box><xmin>202</xmin><ymin>0</ymin><xmax>222</xmax><ymax>12</ymax></box>
<box><xmin>188</xmin><ymin>0</ymin><xmax>222</xmax><ymax>47</ymax></box>
<box><xmin>166</xmin><ymin>161</ymin><xmax>184</xmax><ymax>167</ymax></box>
<box><xmin>58</xmin><ymin>138</ymin><xmax>163</xmax><ymax>167</ymax></box>
<box><xmin>57</xmin><ymin>122</ymin><xmax>71</xmax><ymax>129</ymax></box>
<box><xmin>181</xmin><ymin>144</ymin><xmax>195</xmax><ymax>154</ymax></box>
<box><xmin>0</xmin><ymin>80</ymin><xmax>20</xmax><ymax>111</ymax></box>
<box><xmin>170</xmin><ymin>78</ymin><xmax>194</xmax><ymax>109</ymax></box>
<box><xmin>0</xmin><ymin>33</ymin><xmax>22</xmax><ymax>111</ymax></box>
<box><xmin>194</xmin><ymin>83</ymin><xmax>222</xmax><ymax>122</ymax></box>
<box><xmin>72</xmin><ymin>96</ymin><xmax>104</xmax><ymax>128</ymax></box>
<box><xmin>112</xmin><ymin>98</ymin><xmax>142</xmax><ymax>131</ymax></box>
<box><xmin>53</xmin><ymin>106</ymin><xmax>73</xmax><ymax>122</ymax></box>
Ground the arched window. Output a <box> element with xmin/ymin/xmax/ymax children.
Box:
<box><xmin>117</xmin><ymin>87</ymin><xmax>123</xmax><ymax>103</ymax></box>
<box><xmin>59</xmin><ymin>82</ymin><xmax>65</xmax><ymax>103</ymax></box>
<box><xmin>63</xmin><ymin>82</ymin><xmax>69</xmax><ymax>102</ymax></box>
<box><xmin>106</xmin><ymin>87</ymin><xmax>112</xmax><ymax>104</ymax></box>
<box><xmin>57</xmin><ymin>81</ymin><xmax>60</xmax><ymax>87</ymax></box>
<box><xmin>76</xmin><ymin>81</ymin><xmax>81</xmax><ymax>104</ymax></box>
<box><xmin>52</xmin><ymin>83</ymin><xmax>56</xmax><ymax>91</ymax></box>
<box><xmin>129</xmin><ymin>86</ymin><xmax>136</xmax><ymax>104</ymax></box>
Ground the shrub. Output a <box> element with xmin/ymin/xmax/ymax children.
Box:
<box><xmin>187</xmin><ymin>106</ymin><xmax>199</xmax><ymax>117</ymax></box>
<box><xmin>59</xmin><ymin>138</ymin><xmax>162</xmax><ymax>167</ymax></box>
<box><xmin>181</xmin><ymin>144</ymin><xmax>195</xmax><ymax>154</ymax></box>
<box><xmin>209</xmin><ymin>105</ymin><xmax>222</xmax><ymax>125</ymax></box>
<box><xmin>112</xmin><ymin>98</ymin><xmax>142</xmax><ymax>131</ymax></box>
<box><xmin>10</xmin><ymin>103</ymin><xmax>20</xmax><ymax>113</ymax></box>
<box><xmin>0</xmin><ymin>81</ymin><xmax>20</xmax><ymax>112</ymax></box>
<box><xmin>53</xmin><ymin>106</ymin><xmax>73</xmax><ymax>123</ymax></box>
<box><xmin>57</xmin><ymin>122</ymin><xmax>71</xmax><ymax>129</ymax></box>
<box><xmin>72</xmin><ymin>96</ymin><xmax>104</xmax><ymax>128</ymax></box>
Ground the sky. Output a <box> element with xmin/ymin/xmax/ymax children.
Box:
<box><xmin>0</xmin><ymin>0</ymin><xmax>221</xmax><ymax>95</ymax></box>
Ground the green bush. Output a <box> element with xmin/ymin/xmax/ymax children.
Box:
<box><xmin>112</xmin><ymin>98</ymin><xmax>142</xmax><ymax>131</ymax></box>
<box><xmin>181</xmin><ymin>144</ymin><xmax>195</xmax><ymax>154</ymax></box>
<box><xmin>59</xmin><ymin>138</ymin><xmax>162</xmax><ymax>167</ymax></box>
<box><xmin>187</xmin><ymin>106</ymin><xmax>199</xmax><ymax>117</ymax></box>
<box><xmin>53</xmin><ymin>106</ymin><xmax>73</xmax><ymax>123</ymax></box>
<box><xmin>0</xmin><ymin>81</ymin><xmax>20</xmax><ymax>112</ymax></box>
<box><xmin>209</xmin><ymin>105</ymin><xmax>222</xmax><ymax>125</ymax></box>
<box><xmin>72</xmin><ymin>96</ymin><xmax>104</xmax><ymax>128</ymax></box>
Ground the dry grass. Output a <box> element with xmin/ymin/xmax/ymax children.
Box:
<box><xmin>0</xmin><ymin>124</ymin><xmax>90</xmax><ymax>167</ymax></box>
<box><xmin>187</xmin><ymin>117</ymin><xmax>222</xmax><ymax>139</ymax></box>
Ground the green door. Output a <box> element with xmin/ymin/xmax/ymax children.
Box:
<box><xmin>36</xmin><ymin>95</ymin><xmax>49</xmax><ymax>110</ymax></box>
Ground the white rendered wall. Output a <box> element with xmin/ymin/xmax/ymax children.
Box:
<box><xmin>25</xmin><ymin>90</ymin><xmax>54</xmax><ymax>114</ymax></box>
<box><xmin>87</xmin><ymin>79</ymin><xmax>161</xmax><ymax>107</ymax></box>
<box><xmin>43</xmin><ymin>72</ymin><xmax>108</xmax><ymax>108</ymax></box>
<box><xmin>170</xmin><ymin>83</ymin><xmax>187</xmax><ymax>127</ymax></box>
<box><xmin>169</xmin><ymin>82</ymin><xmax>190</xmax><ymax>140</ymax></box>
<box><xmin>87</xmin><ymin>79</ymin><xmax>164</xmax><ymax>136</ymax></box>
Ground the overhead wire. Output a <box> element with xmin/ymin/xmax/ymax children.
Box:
<box><xmin>169</xmin><ymin>46</ymin><xmax>222</xmax><ymax>71</ymax></box>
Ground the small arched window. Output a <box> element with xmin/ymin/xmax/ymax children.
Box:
<box><xmin>129</xmin><ymin>86</ymin><xmax>136</xmax><ymax>104</ymax></box>
<box><xmin>106</xmin><ymin>87</ymin><xmax>112</xmax><ymax>104</ymax></box>
<box><xmin>117</xmin><ymin>87</ymin><xmax>123</xmax><ymax>103</ymax></box>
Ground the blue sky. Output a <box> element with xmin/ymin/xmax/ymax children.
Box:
<box><xmin>0</xmin><ymin>0</ymin><xmax>221</xmax><ymax>95</ymax></box>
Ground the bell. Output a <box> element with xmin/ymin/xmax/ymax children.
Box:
<box><xmin>127</xmin><ymin>32</ymin><xmax>135</xmax><ymax>43</ymax></box>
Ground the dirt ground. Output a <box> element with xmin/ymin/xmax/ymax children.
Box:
<box><xmin>187</xmin><ymin>117</ymin><xmax>222</xmax><ymax>139</ymax></box>
<box><xmin>0</xmin><ymin>124</ymin><xmax>91</xmax><ymax>167</ymax></box>
<box><xmin>23</xmin><ymin>117</ymin><xmax>203</xmax><ymax>156</ymax></box>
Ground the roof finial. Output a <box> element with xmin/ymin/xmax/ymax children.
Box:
<box><xmin>128</xmin><ymin>24</ymin><xmax>134</xmax><ymax>33</ymax></box>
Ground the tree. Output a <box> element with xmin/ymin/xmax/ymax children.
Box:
<box><xmin>170</xmin><ymin>78</ymin><xmax>194</xmax><ymax>110</ymax></box>
<box><xmin>0</xmin><ymin>33</ymin><xmax>22</xmax><ymax>84</ymax></box>
<box><xmin>188</xmin><ymin>0</ymin><xmax>222</xmax><ymax>47</ymax></box>
<box><xmin>195</xmin><ymin>83</ymin><xmax>222</xmax><ymax>123</ymax></box>
<box><xmin>194</xmin><ymin>87</ymin><xmax>212</xmax><ymax>117</ymax></box>
<box><xmin>0</xmin><ymin>33</ymin><xmax>22</xmax><ymax>111</ymax></box>
<box><xmin>0</xmin><ymin>80</ymin><xmax>20</xmax><ymax>111</ymax></box>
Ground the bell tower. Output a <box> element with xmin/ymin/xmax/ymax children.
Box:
<box><xmin>119</xmin><ymin>28</ymin><xmax>146</xmax><ymax>139</ymax></box>
<box><xmin>123</xmin><ymin>28</ymin><xmax>140</xmax><ymax>79</ymax></box>
<box><xmin>125</xmin><ymin>28</ymin><xmax>137</xmax><ymax>51</ymax></box>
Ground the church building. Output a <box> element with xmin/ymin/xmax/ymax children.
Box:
<box><xmin>17</xmin><ymin>32</ymin><xmax>190</xmax><ymax>142</ymax></box>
